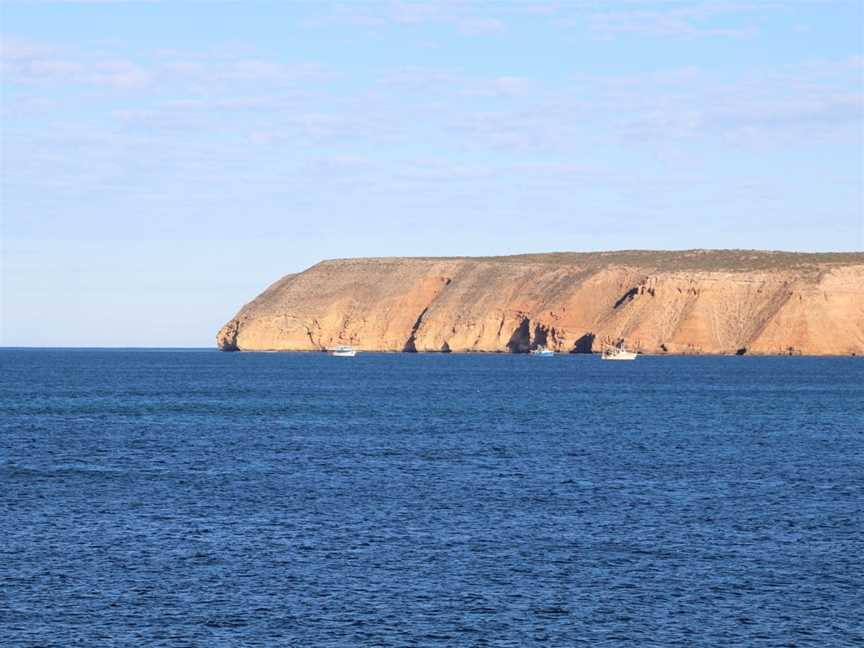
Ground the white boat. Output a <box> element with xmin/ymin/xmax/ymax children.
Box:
<box><xmin>530</xmin><ymin>346</ymin><xmax>555</xmax><ymax>357</ymax></box>
<box><xmin>601</xmin><ymin>343</ymin><xmax>638</xmax><ymax>361</ymax></box>
<box><xmin>330</xmin><ymin>345</ymin><xmax>356</xmax><ymax>357</ymax></box>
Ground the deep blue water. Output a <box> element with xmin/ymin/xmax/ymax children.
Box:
<box><xmin>1</xmin><ymin>349</ymin><xmax>862</xmax><ymax>647</ymax></box>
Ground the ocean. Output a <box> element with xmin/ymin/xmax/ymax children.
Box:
<box><xmin>1</xmin><ymin>349</ymin><xmax>862</xmax><ymax>646</ymax></box>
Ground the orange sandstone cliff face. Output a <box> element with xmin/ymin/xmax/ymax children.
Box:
<box><xmin>217</xmin><ymin>251</ymin><xmax>864</xmax><ymax>355</ymax></box>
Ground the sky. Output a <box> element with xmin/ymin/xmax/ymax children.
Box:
<box><xmin>1</xmin><ymin>0</ymin><xmax>862</xmax><ymax>347</ymax></box>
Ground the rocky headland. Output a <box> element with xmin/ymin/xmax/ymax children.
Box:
<box><xmin>217</xmin><ymin>250</ymin><xmax>864</xmax><ymax>355</ymax></box>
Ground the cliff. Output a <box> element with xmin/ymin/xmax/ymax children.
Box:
<box><xmin>217</xmin><ymin>250</ymin><xmax>864</xmax><ymax>355</ymax></box>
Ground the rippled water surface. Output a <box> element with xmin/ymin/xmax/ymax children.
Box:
<box><xmin>1</xmin><ymin>350</ymin><xmax>862</xmax><ymax>646</ymax></box>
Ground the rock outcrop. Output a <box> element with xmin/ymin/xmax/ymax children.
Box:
<box><xmin>217</xmin><ymin>250</ymin><xmax>864</xmax><ymax>355</ymax></box>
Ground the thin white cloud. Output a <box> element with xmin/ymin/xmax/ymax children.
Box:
<box><xmin>541</xmin><ymin>1</ymin><xmax>836</xmax><ymax>40</ymax></box>
<box><xmin>297</xmin><ymin>1</ymin><xmax>819</xmax><ymax>41</ymax></box>
<box><xmin>1</xmin><ymin>0</ymin><xmax>165</xmax><ymax>4</ymax></box>
<box><xmin>0</xmin><ymin>36</ymin><xmax>56</xmax><ymax>60</ymax></box>
<box><xmin>1</xmin><ymin>37</ymin><xmax>332</xmax><ymax>91</ymax></box>
<box><xmin>586</xmin><ymin>3</ymin><xmax>764</xmax><ymax>39</ymax></box>
<box><xmin>304</xmin><ymin>0</ymin><xmax>512</xmax><ymax>36</ymax></box>
<box><xmin>457</xmin><ymin>17</ymin><xmax>505</xmax><ymax>36</ymax></box>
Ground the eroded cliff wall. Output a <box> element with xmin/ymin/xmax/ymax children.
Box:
<box><xmin>217</xmin><ymin>251</ymin><xmax>864</xmax><ymax>355</ymax></box>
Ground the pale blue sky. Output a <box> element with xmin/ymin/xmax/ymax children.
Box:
<box><xmin>1</xmin><ymin>0</ymin><xmax>862</xmax><ymax>346</ymax></box>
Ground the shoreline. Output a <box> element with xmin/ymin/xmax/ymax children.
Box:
<box><xmin>217</xmin><ymin>348</ymin><xmax>860</xmax><ymax>357</ymax></box>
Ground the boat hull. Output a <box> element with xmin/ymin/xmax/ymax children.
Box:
<box><xmin>601</xmin><ymin>351</ymin><xmax>637</xmax><ymax>360</ymax></box>
<box><xmin>330</xmin><ymin>346</ymin><xmax>357</xmax><ymax>357</ymax></box>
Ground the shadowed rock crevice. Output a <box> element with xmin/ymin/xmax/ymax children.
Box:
<box><xmin>507</xmin><ymin>318</ymin><xmax>531</xmax><ymax>353</ymax></box>
<box><xmin>532</xmin><ymin>323</ymin><xmax>549</xmax><ymax>349</ymax></box>
<box><xmin>403</xmin><ymin>307</ymin><xmax>430</xmax><ymax>352</ymax></box>
<box><xmin>572</xmin><ymin>332</ymin><xmax>595</xmax><ymax>354</ymax></box>
<box><xmin>613</xmin><ymin>287</ymin><xmax>639</xmax><ymax>309</ymax></box>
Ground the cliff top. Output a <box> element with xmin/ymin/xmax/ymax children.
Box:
<box><xmin>319</xmin><ymin>250</ymin><xmax>863</xmax><ymax>273</ymax></box>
